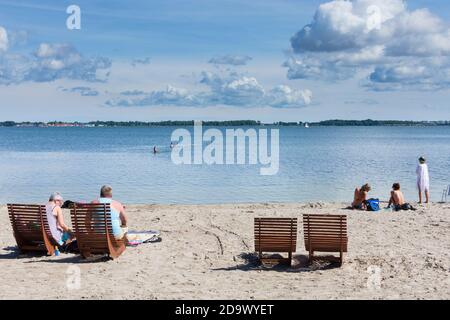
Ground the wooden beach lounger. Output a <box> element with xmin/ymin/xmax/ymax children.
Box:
<box><xmin>7</xmin><ymin>204</ymin><xmax>56</xmax><ymax>255</ymax></box>
<box><xmin>303</xmin><ymin>214</ymin><xmax>347</xmax><ymax>265</ymax></box>
<box><xmin>71</xmin><ymin>203</ymin><xmax>125</xmax><ymax>259</ymax></box>
<box><xmin>254</xmin><ymin>218</ymin><xmax>297</xmax><ymax>266</ymax></box>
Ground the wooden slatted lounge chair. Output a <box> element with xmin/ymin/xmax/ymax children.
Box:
<box><xmin>254</xmin><ymin>217</ymin><xmax>297</xmax><ymax>266</ymax></box>
<box><xmin>7</xmin><ymin>204</ymin><xmax>56</xmax><ymax>255</ymax></box>
<box><xmin>303</xmin><ymin>214</ymin><xmax>347</xmax><ymax>265</ymax></box>
<box><xmin>70</xmin><ymin>203</ymin><xmax>126</xmax><ymax>259</ymax></box>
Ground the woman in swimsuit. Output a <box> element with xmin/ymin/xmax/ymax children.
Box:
<box><xmin>352</xmin><ymin>183</ymin><xmax>371</xmax><ymax>210</ymax></box>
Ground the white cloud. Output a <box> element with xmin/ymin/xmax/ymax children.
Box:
<box><xmin>120</xmin><ymin>90</ymin><xmax>146</xmax><ymax>96</ymax></box>
<box><xmin>209</xmin><ymin>54</ymin><xmax>252</xmax><ymax>66</ymax></box>
<box><xmin>0</xmin><ymin>26</ymin><xmax>8</xmax><ymax>52</ymax></box>
<box><xmin>286</xmin><ymin>0</ymin><xmax>450</xmax><ymax>90</ymax></box>
<box><xmin>7</xmin><ymin>30</ymin><xmax>28</xmax><ymax>47</ymax></box>
<box><xmin>283</xmin><ymin>55</ymin><xmax>357</xmax><ymax>80</ymax></box>
<box><xmin>131</xmin><ymin>57</ymin><xmax>151</xmax><ymax>67</ymax></box>
<box><xmin>200</xmin><ymin>71</ymin><xmax>265</xmax><ymax>105</ymax></box>
<box><xmin>337</xmin><ymin>45</ymin><xmax>385</xmax><ymax>64</ymax></box>
<box><xmin>266</xmin><ymin>85</ymin><xmax>313</xmax><ymax>108</ymax></box>
<box><xmin>107</xmin><ymin>85</ymin><xmax>199</xmax><ymax>107</ymax></box>
<box><xmin>291</xmin><ymin>0</ymin><xmax>407</xmax><ymax>53</ymax></box>
<box><xmin>27</xmin><ymin>43</ymin><xmax>111</xmax><ymax>83</ymax></box>
<box><xmin>106</xmin><ymin>70</ymin><xmax>312</xmax><ymax>108</ymax></box>
<box><xmin>36</xmin><ymin>43</ymin><xmax>70</xmax><ymax>58</ymax></box>
<box><xmin>367</xmin><ymin>57</ymin><xmax>450</xmax><ymax>90</ymax></box>
<box><xmin>0</xmin><ymin>43</ymin><xmax>111</xmax><ymax>84</ymax></box>
<box><xmin>61</xmin><ymin>86</ymin><xmax>100</xmax><ymax>97</ymax></box>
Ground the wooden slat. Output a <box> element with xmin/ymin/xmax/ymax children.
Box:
<box><xmin>254</xmin><ymin>226</ymin><xmax>298</xmax><ymax>229</ymax></box>
<box><xmin>304</xmin><ymin>233</ymin><xmax>347</xmax><ymax>236</ymax></box>
<box><xmin>303</xmin><ymin>214</ymin><xmax>346</xmax><ymax>222</ymax></box>
<box><xmin>254</xmin><ymin>232</ymin><xmax>297</xmax><ymax>236</ymax></box>
<box><xmin>71</xmin><ymin>203</ymin><xmax>125</xmax><ymax>259</ymax></box>
<box><xmin>256</xmin><ymin>241</ymin><xmax>297</xmax><ymax>244</ymax></box>
<box><xmin>303</xmin><ymin>214</ymin><xmax>348</xmax><ymax>264</ymax></box>
<box><xmin>255</xmin><ymin>222</ymin><xmax>296</xmax><ymax>226</ymax></box>
<box><xmin>254</xmin><ymin>217</ymin><xmax>297</xmax><ymax>265</ymax></box>
<box><xmin>7</xmin><ymin>203</ymin><xmax>55</xmax><ymax>255</ymax></box>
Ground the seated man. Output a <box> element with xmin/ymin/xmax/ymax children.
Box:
<box><xmin>92</xmin><ymin>185</ymin><xmax>128</xmax><ymax>239</ymax></box>
<box><xmin>388</xmin><ymin>183</ymin><xmax>415</xmax><ymax>211</ymax></box>
<box><xmin>352</xmin><ymin>183</ymin><xmax>371</xmax><ymax>210</ymax></box>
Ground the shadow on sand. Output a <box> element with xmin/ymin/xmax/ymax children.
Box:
<box><xmin>212</xmin><ymin>252</ymin><xmax>342</xmax><ymax>273</ymax></box>
<box><xmin>0</xmin><ymin>246</ymin><xmax>48</xmax><ymax>260</ymax></box>
<box><xmin>0</xmin><ymin>246</ymin><xmax>110</xmax><ymax>263</ymax></box>
<box><xmin>24</xmin><ymin>255</ymin><xmax>111</xmax><ymax>264</ymax></box>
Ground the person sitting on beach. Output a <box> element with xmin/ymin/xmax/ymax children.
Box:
<box><xmin>352</xmin><ymin>183</ymin><xmax>371</xmax><ymax>210</ymax></box>
<box><xmin>416</xmin><ymin>156</ymin><xmax>430</xmax><ymax>204</ymax></box>
<box><xmin>388</xmin><ymin>183</ymin><xmax>416</xmax><ymax>211</ymax></box>
<box><xmin>46</xmin><ymin>192</ymin><xmax>74</xmax><ymax>247</ymax></box>
<box><xmin>92</xmin><ymin>185</ymin><xmax>128</xmax><ymax>240</ymax></box>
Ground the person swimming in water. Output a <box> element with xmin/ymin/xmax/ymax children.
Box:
<box><xmin>153</xmin><ymin>146</ymin><xmax>158</xmax><ymax>154</ymax></box>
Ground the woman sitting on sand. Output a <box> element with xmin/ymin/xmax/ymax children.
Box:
<box><xmin>46</xmin><ymin>192</ymin><xmax>74</xmax><ymax>248</ymax></box>
<box><xmin>352</xmin><ymin>183</ymin><xmax>371</xmax><ymax>210</ymax></box>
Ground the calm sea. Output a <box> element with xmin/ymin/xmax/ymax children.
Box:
<box><xmin>0</xmin><ymin>126</ymin><xmax>449</xmax><ymax>204</ymax></box>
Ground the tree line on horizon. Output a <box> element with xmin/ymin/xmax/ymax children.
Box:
<box><xmin>1</xmin><ymin>119</ymin><xmax>449</xmax><ymax>127</ymax></box>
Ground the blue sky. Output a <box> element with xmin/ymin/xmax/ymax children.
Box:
<box><xmin>0</xmin><ymin>0</ymin><xmax>323</xmax><ymax>57</ymax></box>
<box><xmin>0</xmin><ymin>0</ymin><xmax>449</xmax><ymax>122</ymax></box>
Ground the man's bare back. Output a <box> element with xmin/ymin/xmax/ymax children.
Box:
<box><xmin>390</xmin><ymin>190</ymin><xmax>405</xmax><ymax>206</ymax></box>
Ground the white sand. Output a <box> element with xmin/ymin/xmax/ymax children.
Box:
<box><xmin>1</xmin><ymin>202</ymin><xmax>449</xmax><ymax>300</ymax></box>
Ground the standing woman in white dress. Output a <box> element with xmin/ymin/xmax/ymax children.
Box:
<box><xmin>416</xmin><ymin>157</ymin><xmax>430</xmax><ymax>204</ymax></box>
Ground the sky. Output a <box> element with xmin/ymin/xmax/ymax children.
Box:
<box><xmin>0</xmin><ymin>0</ymin><xmax>449</xmax><ymax>122</ymax></box>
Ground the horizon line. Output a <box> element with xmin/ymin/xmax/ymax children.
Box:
<box><xmin>1</xmin><ymin>119</ymin><xmax>450</xmax><ymax>126</ymax></box>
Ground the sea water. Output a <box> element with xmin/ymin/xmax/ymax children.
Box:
<box><xmin>0</xmin><ymin>126</ymin><xmax>449</xmax><ymax>204</ymax></box>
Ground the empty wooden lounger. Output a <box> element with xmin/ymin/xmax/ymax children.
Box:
<box><xmin>7</xmin><ymin>204</ymin><xmax>56</xmax><ymax>255</ymax></box>
<box><xmin>303</xmin><ymin>214</ymin><xmax>347</xmax><ymax>265</ymax></box>
<box><xmin>71</xmin><ymin>203</ymin><xmax>125</xmax><ymax>259</ymax></box>
<box><xmin>254</xmin><ymin>217</ymin><xmax>297</xmax><ymax>266</ymax></box>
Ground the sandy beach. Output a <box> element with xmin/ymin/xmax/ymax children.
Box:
<box><xmin>1</xmin><ymin>202</ymin><xmax>449</xmax><ymax>300</ymax></box>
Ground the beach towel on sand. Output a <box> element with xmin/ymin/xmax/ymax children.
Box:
<box><xmin>126</xmin><ymin>230</ymin><xmax>160</xmax><ymax>246</ymax></box>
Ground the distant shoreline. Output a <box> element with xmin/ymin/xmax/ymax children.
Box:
<box><xmin>1</xmin><ymin>119</ymin><xmax>450</xmax><ymax>128</ymax></box>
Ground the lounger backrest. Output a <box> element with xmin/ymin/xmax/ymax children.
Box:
<box><xmin>254</xmin><ymin>218</ymin><xmax>297</xmax><ymax>253</ymax></box>
<box><xmin>7</xmin><ymin>204</ymin><xmax>47</xmax><ymax>251</ymax></box>
<box><xmin>303</xmin><ymin>214</ymin><xmax>347</xmax><ymax>252</ymax></box>
<box><xmin>41</xmin><ymin>207</ymin><xmax>58</xmax><ymax>244</ymax></box>
<box><xmin>71</xmin><ymin>203</ymin><xmax>119</xmax><ymax>252</ymax></box>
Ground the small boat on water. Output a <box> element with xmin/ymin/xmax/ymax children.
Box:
<box><xmin>304</xmin><ymin>123</ymin><xmax>310</xmax><ymax>128</ymax></box>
